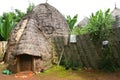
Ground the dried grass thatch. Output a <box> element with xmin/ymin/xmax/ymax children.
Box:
<box><xmin>111</xmin><ymin>7</ymin><xmax>120</xmax><ymax>18</ymax></box>
<box><xmin>4</xmin><ymin>3</ymin><xmax>70</xmax><ymax>73</ymax></box>
<box><xmin>77</xmin><ymin>17</ymin><xmax>89</xmax><ymax>27</ymax></box>
<box><xmin>111</xmin><ymin>7</ymin><xmax>120</xmax><ymax>28</ymax></box>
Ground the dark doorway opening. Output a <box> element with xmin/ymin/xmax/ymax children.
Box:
<box><xmin>19</xmin><ymin>54</ymin><xmax>33</xmax><ymax>71</ymax></box>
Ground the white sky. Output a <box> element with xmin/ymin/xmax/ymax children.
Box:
<box><xmin>0</xmin><ymin>0</ymin><xmax>120</xmax><ymax>22</ymax></box>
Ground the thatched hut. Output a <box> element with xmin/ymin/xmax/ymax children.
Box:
<box><xmin>4</xmin><ymin>3</ymin><xmax>70</xmax><ymax>73</ymax></box>
<box><xmin>77</xmin><ymin>17</ymin><xmax>89</xmax><ymax>27</ymax></box>
<box><xmin>111</xmin><ymin>6</ymin><xmax>120</xmax><ymax>28</ymax></box>
<box><xmin>111</xmin><ymin>7</ymin><xmax>120</xmax><ymax>18</ymax></box>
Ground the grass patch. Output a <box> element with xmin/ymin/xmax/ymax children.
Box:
<box><xmin>45</xmin><ymin>66</ymin><xmax>70</xmax><ymax>77</ymax></box>
<box><xmin>37</xmin><ymin>66</ymin><xmax>89</xmax><ymax>80</ymax></box>
<box><xmin>45</xmin><ymin>66</ymin><xmax>66</xmax><ymax>73</ymax></box>
<box><xmin>38</xmin><ymin>66</ymin><xmax>72</xmax><ymax>78</ymax></box>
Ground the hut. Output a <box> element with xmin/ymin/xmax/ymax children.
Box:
<box><xmin>111</xmin><ymin>6</ymin><xmax>120</xmax><ymax>18</ymax></box>
<box><xmin>77</xmin><ymin>17</ymin><xmax>89</xmax><ymax>27</ymax></box>
<box><xmin>111</xmin><ymin>5</ymin><xmax>120</xmax><ymax>28</ymax></box>
<box><xmin>4</xmin><ymin>3</ymin><xmax>70</xmax><ymax>73</ymax></box>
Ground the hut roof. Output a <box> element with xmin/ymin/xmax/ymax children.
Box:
<box><xmin>111</xmin><ymin>7</ymin><xmax>120</xmax><ymax>18</ymax></box>
<box><xmin>111</xmin><ymin>7</ymin><xmax>120</xmax><ymax>28</ymax></box>
<box><xmin>32</xmin><ymin>3</ymin><xmax>70</xmax><ymax>38</ymax></box>
<box><xmin>5</xmin><ymin>3</ymin><xmax>69</xmax><ymax>62</ymax></box>
<box><xmin>15</xmin><ymin>19</ymin><xmax>51</xmax><ymax>57</ymax></box>
<box><xmin>77</xmin><ymin>17</ymin><xmax>89</xmax><ymax>27</ymax></box>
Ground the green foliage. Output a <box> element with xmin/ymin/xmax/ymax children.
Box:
<box><xmin>87</xmin><ymin>9</ymin><xmax>118</xmax><ymax>72</ymax></box>
<box><xmin>87</xmin><ymin>9</ymin><xmax>114</xmax><ymax>41</ymax></box>
<box><xmin>71</xmin><ymin>26</ymin><xmax>88</xmax><ymax>35</ymax></box>
<box><xmin>0</xmin><ymin>3</ymin><xmax>35</xmax><ymax>41</ymax></box>
<box><xmin>14</xmin><ymin>9</ymin><xmax>25</xmax><ymax>22</ymax></box>
<box><xmin>66</xmin><ymin>14</ymin><xmax>78</xmax><ymax>32</ymax></box>
<box><xmin>0</xmin><ymin>10</ymin><xmax>25</xmax><ymax>41</ymax></box>
<box><xmin>27</xmin><ymin>3</ymin><xmax>35</xmax><ymax>13</ymax></box>
<box><xmin>0</xmin><ymin>12</ymin><xmax>17</xmax><ymax>40</ymax></box>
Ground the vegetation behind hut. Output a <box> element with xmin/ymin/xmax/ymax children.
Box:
<box><xmin>0</xmin><ymin>3</ymin><xmax>35</xmax><ymax>41</ymax></box>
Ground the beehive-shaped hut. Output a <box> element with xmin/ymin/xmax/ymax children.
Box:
<box><xmin>111</xmin><ymin>6</ymin><xmax>120</xmax><ymax>28</ymax></box>
<box><xmin>4</xmin><ymin>3</ymin><xmax>70</xmax><ymax>73</ymax></box>
<box><xmin>77</xmin><ymin>17</ymin><xmax>89</xmax><ymax>27</ymax></box>
<box><xmin>111</xmin><ymin>7</ymin><xmax>120</xmax><ymax>18</ymax></box>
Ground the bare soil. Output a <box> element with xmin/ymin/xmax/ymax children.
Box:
<box><xmin>0</xmin><ymin>64</ymin><xmax>120</xmax><ymax>80</ymax></box>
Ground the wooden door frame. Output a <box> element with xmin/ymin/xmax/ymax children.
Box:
<box><xmin>16</xmin><ymin>55</ymin><xmax>34</xmax><ymax>72</ymax></box>
<box><xmin>16</xmin><ymin>57</ymin><xmax>20</xmax><ymax>72</ymax></box>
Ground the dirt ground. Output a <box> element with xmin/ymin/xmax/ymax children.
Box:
<box><xmin>0</xmin><ymin>64</ymin><xmax>120</xmax><ymax>80</ymax></box>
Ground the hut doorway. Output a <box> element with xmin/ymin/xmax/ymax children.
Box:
<box><xmin>19</xmin><ymin>54</ymin><xmax>33</xmax><ymax>71</ymax></box>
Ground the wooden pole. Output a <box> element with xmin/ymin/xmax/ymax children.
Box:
<box><xmin>57</xmin><ymin>48</ymin><xmax>64</xmax><ymax>66</ymax></box>
<box><xmin>46</xmin><ymin>0</ymin><xmax>48</xmax><ymax>3</ymax></box>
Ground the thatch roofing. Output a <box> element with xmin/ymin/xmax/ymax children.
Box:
<box><xmin>4</xmin><ymin>3</ymin><xmax>70</xmax><ymax>62</ymax></box>
<box><xmin>15</xmin><ymin>19</ymin><xmax>51</xmax><ymax>57</ymax></box>
<box><xmin>111</xmin><ymin>7</ymin><xmax>120</xmax><ymax>28</ymax></box>
<box><xmin>32</xmin><ymin>3</ymin><xmax>70</xmax><ymax>37</ymax></box>
<box><xmin>111</xmin><ymin>7</ymin><xmax>120</xmax><ymax>18</ymax></box>
<box><xmin>77</xmin><ymin>17</ymin><xmax>89</xmax><ymax>27</ymax></box>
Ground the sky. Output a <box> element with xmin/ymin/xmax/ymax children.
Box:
<box><xmin>0</xmin><ymin>0</ymin><xmax>120</xmax><ymax>22</ymax></box>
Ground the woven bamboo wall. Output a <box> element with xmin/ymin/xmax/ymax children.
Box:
<box><xmin>53</xmin><ymin>28</ymin><xmax>120</xmax><ymax>69</ymax></box>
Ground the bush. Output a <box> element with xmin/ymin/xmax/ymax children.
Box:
<box><xmin>87</xmin><ymin>9</ymin><xmax>118</xmax><ymax>72</ymax></box>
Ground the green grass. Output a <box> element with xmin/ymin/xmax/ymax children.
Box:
<box><xmin>42</xmin><ymin>66</ymin><xmax>71</xmax><ymax>78</ymax></box>
<box><xmin>36</xmin><ymin>66</ymin><xmax>102</xmax><ymax>80</ymax></box>
<box><xmin>37</xmin><ymin>66</ymin><xmax>85</xmax><ymax>80</ymax></box>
